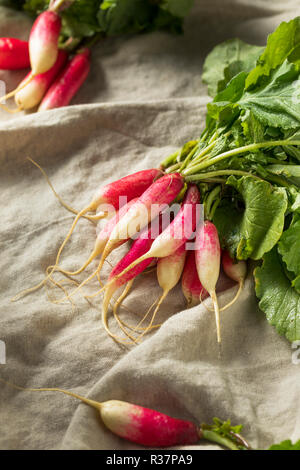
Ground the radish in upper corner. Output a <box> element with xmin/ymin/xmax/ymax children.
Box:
<box><xmin>0</xmin><ymin>38</ymin><xmax>30</xmax><ymax>70</ymax></box>
<box><xmin>15</xmin><ymin>50</ymin><xmax>67</xmax><ymax>110</ymax></box>
<box><xmin>38</xmin><ymin>48</ymin><xmax>91</xmax><ymax>111</ymax></box>
<box><xmin>181</xmin><ymin>250</ymin><xmax>208</xmax><ymax>307</ymax></box>
<box><xmin>29</xmin><ymin>10</ymin><xmax>61</xmax><ymax>76</ymax></box>
<box><xmin>195</xmin><ymin>221</ymin><xmax>221</xmax><ymax>343</ymax></box>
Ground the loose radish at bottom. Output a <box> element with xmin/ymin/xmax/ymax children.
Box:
<box><xmin>0</xmin><ymin>379</ymin><xmax>251</xmax><ymax>450</ymax></box>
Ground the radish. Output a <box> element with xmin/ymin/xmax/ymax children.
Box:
<box><xmin>0</xmin><ymin>379</ymin><xmax>249</xmax><ymax>449</ymax></box>
<box><xmin>0</xmin><ymin>10</ymin><xmax>61</xmax><ymax>105</ymax></box>
<box><xmin>12</xmin><ymin>169</ymin><xmax>162</xmax><ymax>301</ymax></box>
<box><xmin>0</xmin><ymin>381</ymin><xmax>199</xmax><ymax>447</ymax></box>
<box><xmin>137</xmin><ymin>243</ymin><xmax>187</xmax><ymax>341</ymax></box>
<box><xmin>104</xmin><ymin>184</ymin><xmax>200</xmax><ymax>290</ymax></box>
<box><xmin>102</xmin><ymin>221</ymin><xmax>163</xmax><ymax>341</ymax></box>
<box><xmin>29</xmin><ymin>10</ymin><xmax>61</xmax><ymax>75</ymax></box>
<box><xmin>181</xmin><ymin>250</ymin><xmax>209</xmax><ymax>307</ymax></box>
<box><xmin>0</xmin><ymin>38</ymin><xmax>30</xmax><ymax>70</ymax></box>
<box><xmin>15</xmin><ymin>50</ymin><xmax>67</xmax><ymax>110</ymax></box>
<box><xmin>38</xmin><ymin>48</ymin><xmax>90</xmax><ymax>111</ymax></box>
<box><xmin>195</xmin><ymin>221</ymin><xmax>221</xmax><ymax>343</ymax></box>
<box><xmin>221</xmin><ymin>250</ymin><xmax>247</xmax><ymax>310</ymax></box>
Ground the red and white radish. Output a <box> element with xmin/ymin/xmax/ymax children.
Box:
<box><xmin>15</xmin><ymin>50</ymin><xmax>67</xmax><ymax>110</ymax></box>
<box><xmin>105</xmin><ymin>184</ymin><xmax>200</xmax><ymax>289</ymax></box>
<box><xmin>137</xmin><ymin>243</ymin><xmax>187</xmax><ymax>341</ymax></box>
<box><xmin>13</xmin><ymin>169</ymin><xmax>162</xmax><ymax>301</ymax></box>
<box><xmin>39</xmin><ymin>48</ymin><xmax>90</xmax><ymax>111</ymax></box>
<box><xmin>0</xmin><ymin>38</ymin><xmax>30</xmax><ymax>70</ymax></box>
<box><xmin>29</xmin><ymin>10</ymin><xmax>61</xmax><ymax>75</ymax></box>
<box><xmin>0</xmin><ymin>381</ymin><xmax>199</xmax><ymax>447</ymax></box>
<box><xmin>195</xmin><ymin>221</ymin><xmax>221</xmax><ymax>343</ymax></box>
<box><xmin>221</xmin><ymin>250</ymin><xmax>247</xmax><ymax>309</ymax></box>
<box><xmin>181</xmin><ymin>250</ymin><xmax>208</xmax><ymax>307</ymax></box>
<box><xmin>0</xmin><ymin>10</ymin><xmax>61</xmax><ymax>105</ymax></box>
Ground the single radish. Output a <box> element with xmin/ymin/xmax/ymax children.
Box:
<box><xmin>221</xmin><ymin>250</ymin><xmax>247</xmax><ymax>310</ymax></box>
<box><xmin>104</xmin><ymin>184</ymin><xmax>200</xmax><ymax>290</ymax></box>
<box><xmin>29</xmin><ymin>10</ymin><xmax>61</xmax><ymax>75</ymax></box>
<box><xmin>39</xmin><ymin>48</ymin><xmax>90</xmax><ymax>111</ymax></box>
<box><xmin>0</xmin><ymin>381</ymin><xmax>199</xmax><ymax>447</ymax></box>
<box><xmin>137</xmin><ymin>243</ymin><xmax>187</xmax><ymax>342</ymax></box>
<box><xmin>195</xmin><ymin>221</ymin><xmax>221</xmax><ymax>343</ymax></box>
<box><xmin>102</xmin><ymin>220</ymin><xmax>163</xmax><ymax>340</ymax></box>
<box><xmin>15</xmin><ymin>50</ymin><xmax>67</xmax><ymax>110</ymax></box>
<box><xmin>0</xmin><ymin>380</ymin><xmax>249</xmax><ymax>450</ymax></box>
<box><xmin>12</xmin><ymin>169</ymin><xmax>162</xmax><ymax>301</ymax></box>
<box><xmin>0</xmin><ymin>38</ymin><xmax>30</xmax><ymax>70</ymax></box>
<box><xmin>181</xmin><ymin>250</ymin><xmax>209</xmax><ymax>307</ymax></box>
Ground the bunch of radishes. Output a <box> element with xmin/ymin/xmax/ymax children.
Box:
<box><xmin>15</xmin><ymin>166</ymin><xmax>247</xmax><ymax>344</ymax></box>
<box><xmin>0</xmin><ymin>2</ymin><xmax>90</xmax><ymax>112</ymax></box>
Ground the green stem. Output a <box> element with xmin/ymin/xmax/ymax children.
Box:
<box><xmin>183</xmin><ymin>140</ymin><xmax>300</xmax><ymax>175</ymax></box>
<box><xmin>205</xmin><ymin>186</ymin><xmax>221</xmax><ymax>219</ymax></box>
<box><xmin>178</xmin><ymin>144</ymin><xmax>200</xmax><ymax>172</ymax></box>
<box><xmin>185</xmin><ymin>169</ymin><xmax>263</xmax><ymax>181</ymax></box>
<box><xmin>201</xmin><ymin>429</ymin><xmax>240</xmax><ymax>450</ymax></box>
<box><xmin>165</xmin><ymin>162</ymin><xmax>181</xmax><ymax>173</ymax></box>
<box><xmin>160</xmin><ymin>150</ymin><xmax>180</xmax><ymax>169</ymax></box>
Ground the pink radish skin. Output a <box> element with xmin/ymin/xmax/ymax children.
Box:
<box><xmin>195</xmin><ymin>221</ymin><xmax>221</xmax><ymax>342</ymax></box>
<box><xmin>15</xmin><ymin>50</ymin><xmax>67</xmax><ymax>110</ymax></box>
<box><xmin>0</xmin><ymin>38</ymin><xmax>30</xmax><ymax>70</ymax></box>
<box><xmin>102</xmin><ymin>222</ymin><xmax>162</xmax><ymax>332</ymax></box>
<box><xmin>29</xmin><ymin>11</ymin><xmax>61</xmax><ymax>75</ymax></box>
<box><xmin>182</xmin><ymin>250</ymin><xmax>208</xmax><ymax>307</ymax></box>
<box><xmin>106</xmin><ymin>184</ymin><xmax>200</xmax><ymax>287</ymax></box>
<box><xmin>38</xmin><ymin>48</ymin><xmax>90</xmax><ymax>111</ymax></box>
<box><xmin>99</xmin><ymin>173</ymin><xmax>184</xmax><ymax>269</ymax></box>
<box><xmin>222</xmin><ymin>250</ymin><xmax>247</xmax><ymax>284</ymax></box>
<box><xmin>89</xmin><ymin>168</ymin><xmax>163</xmax><ymax>213</ymax></box>
<box><xmin>220</xmin><ymin>250</ymin><xmax>247</xmax><ymax>310</ymax></box>
<box><xmin>100</xmin><ymin>400</ymin><xmax>199</xmax><ymax>446</ymax></box>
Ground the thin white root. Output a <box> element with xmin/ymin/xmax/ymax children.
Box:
<box><xmin>0</xmin><ymin>73</ymin><xmax>34</xmax><ymax>103</ymax></box>
<box><xmin>135</xmin><ymin>290</ymin><xmax>168</xmax><ymax>342</ymax></box>
<box><xmin>204</xmin><ymin>281</ymin><xmax>244</xmax><ymax>313</ymax></box>
<box><xmin>27</xmin><ymin>158</ymin><xmax>106</xmax><ymax>223</ymax></box>
<box><xmin>210</xmin><ymin>290</ymin><xmax>221</xmax><ymax>344</ymax></box>
<box><xmin>112</xmin><ymin>280</ymin><xmax>138</xmax><ymax>342</ymax></box>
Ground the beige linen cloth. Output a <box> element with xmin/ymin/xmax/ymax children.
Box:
<box><xmin>0</xmin><ymin>0</ymin><xmax>300</xmax><ymax>450</ymax></box>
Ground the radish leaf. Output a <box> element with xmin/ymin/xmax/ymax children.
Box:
<box><xmin>254</xmin><ymin>248</ymin><xmax>300</xmax><ymax>342</ymax></box>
